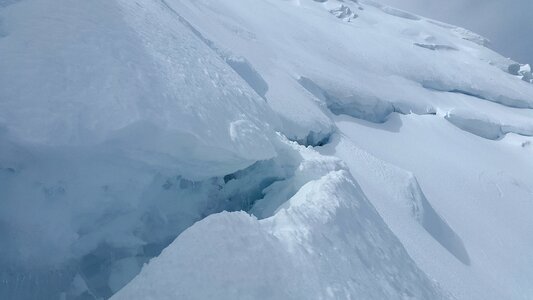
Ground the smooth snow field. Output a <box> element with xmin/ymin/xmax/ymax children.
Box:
<box><xmin>1</xmin><ymin>0</ymin><xmax>532</xmax><ymax>299</ymax></box>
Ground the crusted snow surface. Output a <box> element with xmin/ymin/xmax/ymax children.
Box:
<box><xmin>169</xmin><ymin>0</ymin><xmax>533</xmax><ymax>116</ymax></box>
<box><xmin>333</xmin><ymin>113</ymin><xmax>533</xmax><ymax>300</ymax></box>
<box><xmin>2</xmin><ymin>0</ymin><xmax>533</xmax><ymax>299</ymax></box>
<box><xmin>0</xmin><ymin>0</ymin><xmax>278</xmax><ymax>180</ymax></box>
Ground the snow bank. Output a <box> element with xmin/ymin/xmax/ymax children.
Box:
<box><xmin>114</xmin><ymin>165</ymin><xmax>443</xmax><ymax>300</ymax></box>
<box><xmin>335</xmin><ymin>113</ymin><xmax>533</xmax><ymax>300</ymax></box>
<box><xmin>445</xmin><ymin>109</ymin><xmax>533</xmax><ymax>140</ymax></box>
<box><xmin>0</xmin><ymin>0</ymin><xmax>278</xmax><ymax>179</ymax></box>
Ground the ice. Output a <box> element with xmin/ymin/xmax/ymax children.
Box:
<box><xmin>2</xmin><ymin>0</ymin><xmax>533</xmax><ymax>299</ymax></box>
<box><xmin>445</xmin><ymin>109</ymin><xmax>533</xmax><ymax>140</ymax></box>
<box><xmin>297</xmin><ymin>76</ymin><xmax>396</xmax><ymax>123</ymax></box>
<box><xmin>509</xmin><ymin>63</ymin><xmax>533</xmax><ymax>83</ymax></box>
<box><xmin>114</xmin><ymin>157</ymin><xmax>443</xmax><ymax>299</ymax></box>
<box><xmin>0</xmin><ymin>0</ymin><xmax>278</xmax><ymax>179</ymax></box>
<box><xmin>380</xmin><ymin>6</ymin><xmax>420</xmax><ymax>20</ymax></box>
<box><xmin>0</xmin><ymin>130</ymin><xmax>286</xmax><ymax>299</ymax></box>
<box><xmin>335</xmin><ymin>113</ymin><xmax>533</xmax><ymax>299</ymax></box>
<box><xmin>329</xmin><ymin>5</ymin><xmax>358</xmax><ymax>22</ymax></box>
<box><xmin>450</xmin><ymin>26</ymin><xmax>491</xmax><ymax>47</ymax></box>
<box><xmin>414</xmin><ymin>43</ymin><xmax>458</xmax><ymax>51</ymax></box>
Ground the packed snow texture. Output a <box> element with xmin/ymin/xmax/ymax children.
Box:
<box><xmin>1</xmin><ymin>0</ymin><xmax>533</xmax><ymax>299</ymax></box>
<box><xmin>114</xmin><ymin>145</ymin><xmax>443</xmax><ymax>300</ymax></box>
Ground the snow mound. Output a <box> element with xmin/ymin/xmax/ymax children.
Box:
<box><xmin>114</xmin><ymin>165</ymin><xmax>443</xmax><ymax>300</ymax></box>
<box><xmin>324</xmin><ymin>135</ymin><xmax>470</xmax><ymax>266</ymax></box>
<box><xmin>334</xmin><ymin>112</ymin><xmax>533</xmax><ymax>300</ymax></box>
<box><xmin>0</xmin><ymin>0</ymin><xmax>279</xmax><ymax>298</ymax></box>
<box><xmin>445</xmin><ymin>109</ymin><xmax>533</xmax><ymax>140</ymax></box>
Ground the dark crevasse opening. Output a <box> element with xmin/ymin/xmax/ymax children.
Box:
<box><xmin>0</xmin><ymin>137</ymin><xmax>298</xmax><ymax>299</ymax></box>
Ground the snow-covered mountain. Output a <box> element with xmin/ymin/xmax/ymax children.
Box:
<box><xmin>1</xmin><ymin>0</ymin><xmax>532</xmax><ymax>299</ymax></box>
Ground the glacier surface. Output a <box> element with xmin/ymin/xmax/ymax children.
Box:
<box><xmin>1</xmin><ymin>0</ymin><xmax>533</xmax><ymax>299</ymax></box>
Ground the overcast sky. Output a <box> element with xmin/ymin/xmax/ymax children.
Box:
<box><xmin>379</xmin><ymin>0</ymin><xmax>533</xmax><ymax>64</ymax></box>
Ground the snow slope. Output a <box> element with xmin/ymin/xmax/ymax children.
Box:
<box><xmin>0</xmin><ymin>0</ymin><xmax>278</xmax><ymax>179</ymax></box>
<box><xmin>114</xmin><ymin>143</ymin><xmax>443</xmax><ymax>300</ymax></box>
<box><xmin>1</xmin><ymin>0</ymin><xmax>533</xmax><ymax>299</ymax></box>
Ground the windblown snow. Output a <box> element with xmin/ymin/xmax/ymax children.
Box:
<box><xmin>1</xmin><ymin>0</ymin><xmax>532</xmax><ymax>299</ymax></box>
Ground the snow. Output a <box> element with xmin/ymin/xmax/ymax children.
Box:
<box><xmin>114</xmin><ymin>160</ymin><xmax>443</xmax><ymax>300</ymax></box>
<box><xmin>331</xmin><ymin>114</ymin><xmax>533</xmax><ymax>299</ymax></box>
<box><xmin>1</xmin><ymin>0</ymin><xmax>533</xmax><ymax>299</ymax></box>
<box><xmin>0</xmin><ymin>0</ymin><xmax>278</xmax><ymax>179</ymax></box>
